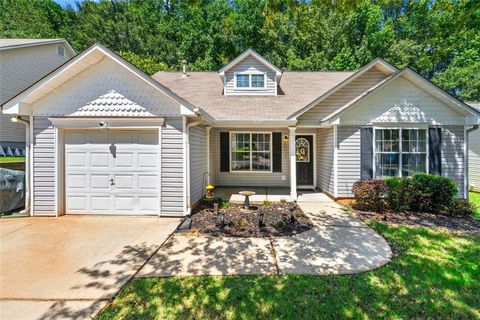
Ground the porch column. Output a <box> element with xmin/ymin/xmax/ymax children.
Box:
<box><xmin>289</xmin><ymin>126</ymin><xmax>297</xmax><ymax>200</ymax></box>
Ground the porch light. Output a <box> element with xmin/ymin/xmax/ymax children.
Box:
<box><xmin>283</xmin><ymin>135</ymin><xmax>289</xmax><ymax>143</ymax></box>
<box><xmin>10</xmin><ymin>115</ymin><xmax>21</xmax><ymax>123</ymax></box>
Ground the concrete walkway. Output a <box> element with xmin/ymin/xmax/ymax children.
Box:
<box><xmin>138</xmin><ymin>197</ymin><xmax>392</xmax><ymax>277</ymax></box>
<box><xmin>0</xmin><ymin>216</ymin><xmax>180</xmax><ymax>320</ymax></box>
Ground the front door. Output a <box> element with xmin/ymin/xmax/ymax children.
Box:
<box><xmin>296</xmin><ymin>135</ymin><xmax>314</xmax><ymax>186</ymax></box>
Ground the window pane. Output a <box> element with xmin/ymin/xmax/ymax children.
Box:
<box><xmin>231</xmin><ymin>152</ymin><xmax>250</xmax><ymax>171</ymax></box>
<box><xmin>252</xmin><ymin>152</ymin><xmax>270</xmax><ymax>171</ymax></box>
<box><xmin>252</xmin><ymin>133</ymin><xmax>270</xmax><ymax>151</ymax></box>
<box><xmin>402</xmin><ymin>129</ymin><xmax>426</xmax><ymax>153</ymax></box>
<box><xmin>236</xmin><ymin>74</ymin><xmax>249</xmax><ymax>88</ymax></box>
<box><xmin>232</xmin><ymin>133</ymin><xmax>250</xmax><ymax>151</ymax></box>
<box><xmin>376</xmin><ymin>129</ymin><xmax>399</xmax><ymax>152</ymax></box>
<box><xmin>402</xmin><ymin>154</ymin><xmax>426</xmax><ymax>176</ymax></box>
<box><xmin>375</xmin><ymin>153</ymin><xmax>399</xmax><ymax>178</ymax></box>
<box><xmin>251</xmin><ymin>74</ymin><xmax>264</xmax><ymax>88</ymax></box>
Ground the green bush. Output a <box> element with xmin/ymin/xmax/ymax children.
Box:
<box><xmin>384</xmin><ymin>177</ymin><xmax>411</xmax><ymax>212</ymax></box>
<box><xmin>352</xmin><ymin>180</ymin><xmax>388</xmax><ymax>212</ymax></box>
<box><xmin>448</xmin><ymin>199</ymin><xmax>476</xmax><ymax>217</ymax></box>
<box><xmin>408</xmin><ymin>174</ymin><xmax>458</xmax><ymax>213</ymax></box>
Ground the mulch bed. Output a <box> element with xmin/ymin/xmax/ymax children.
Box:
<box><xmin>187</xmin><ymin>203</ymin><xmax>313</xmax><ymax>237</ymax></box>
<box><xmin>351</xmin><ymin>209</ymin><xmax>480</xmax><ymax>232</ymax></box>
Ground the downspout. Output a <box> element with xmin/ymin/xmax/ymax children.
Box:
<box><xmin>466</xmin><ymin>124</ymin><xmax>479</xmax><ymax>200</ymax></box>
<box><xmin>185</xmin><ymin>116</ymin><xmax>202</xmax><ymax>215</ymax></box>
<box><xmin>11</xmin><ymin>116</ymin><xmax>30</xmax><ymax>215</ymax></box>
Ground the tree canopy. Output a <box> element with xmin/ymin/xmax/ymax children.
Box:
<box><xmin>1</xmin><ymin>0</ymin><xmax>479</xmax><ymax>100</ymax></box>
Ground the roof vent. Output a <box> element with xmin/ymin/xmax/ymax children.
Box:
<box><xmin>181</xmin><ymin>59</ymin><xmax>188</xmax><ymax>78</ymax></box>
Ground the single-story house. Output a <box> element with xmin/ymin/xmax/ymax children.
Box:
<box><xmin>467</xmin><ymin>102</ymin><xmax>480</xmax><ymax>192</ymax></box>
<box><xmin>0</xmin><ymin>38</ymin><xmax>76</xmax><ymax>155</ymax></box>
<box><xmin>2</xmin><ymin>44</ymin><xmax>479</xmax><ymax>216</ymax></box>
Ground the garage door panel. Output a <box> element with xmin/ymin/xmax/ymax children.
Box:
<box><xmin>91</xmin><ymin>153</ymin><xmax>110</xmax><ymax>168</ymax></box>
<box><xmin>91</xmin><ymin>174</ymin><xmax>110</xmax><ymax>190</ymax></box>
<box><xmin>67</xmin><ymin>175</ymin><xmax>87</xmax><ymax>189</ymax></box>
<box><xmin>115</xmin><ymin>152</ymin><xmax>134</xmax><ymax>168</ymax></box>
<box><xmin>91</xmin><ymin>196</ymin><xmax>111</xmax><ymax>211</ymax></box>
<box><xmin>114</xmin><ymin>175</ymin><xmax>134</xmax><ymax>190</ymax></box>
<box><xmin>65</xmin><ymin>130</ymin><xmax>161</xmax><ymax>215</ymax></box>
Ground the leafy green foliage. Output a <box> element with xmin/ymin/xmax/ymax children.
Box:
<box><xmin>352</xmin><ymin>179</ymin><xmax>389</xmax><ymax>212</ymax></box>
<box><xmin>408</xmin><ymin>174</ymin><xmax>458</xmax><ymax>213</ymax></box>
<box><xmin>0</xmin><ymin>0</ymin><xmax>479</xmax><ymax>100</ymax></box>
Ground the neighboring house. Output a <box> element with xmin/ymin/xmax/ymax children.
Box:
<box><xmin>0</xmin><ymin>39</ymin><xmax>75</xmax><ymax>155</ymax></box>
<box><xmin>2</xmin><ymin>45</ymin><xmax>479</xmax><ymax>217</ymax></box>
<box><xmin>467</xmin><ymin>102</ymin><xmax>480</xmax><ymax>192</ymax></box>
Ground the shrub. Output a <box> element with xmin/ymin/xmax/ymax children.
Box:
<box><xmin>385</xmin><ymin>177</ymin><xmax>411</xmax><ymax>212</ymax></box>
<box><xmin>408</xmin><ymin>174</ymin><xmax>458</xmax><ymax>213</ymax></box>
<box><xmin>447</xmin><ymin>199</ymin><xmax>476</xmax><ymax>218</ymax></box>
<box><xmin>263</xmin><ymin>200</ymin><xmax>272</xmax><ymax>207</ymax></box>
<box><xmin>275</xmin><ymin>220</ymin><xmax>286</xmax><ymax>229</ymax></box>
<box><xmin>280</xmin><ymin>198</ymin><xmax>287</xmax><ymax>204</ymax></box>
<box><xmin>352</xmin><ymin>180</ymin><xmax>388</xmax><ymax>212</ymax></box>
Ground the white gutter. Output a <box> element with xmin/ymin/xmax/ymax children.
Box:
<box><xmin>184</xmin><ymin>116</ymin><xmax>202</xmax><ymax>215</ymax></box>
<box><xmin>10</xmin><ymin>116</ymin><xmax>31</xmax><ymax>215</ymax></box>
<box><xmin>466</xmin><ymin>124</ymin><xmax>479</xmax><ymax>200</ymax></box>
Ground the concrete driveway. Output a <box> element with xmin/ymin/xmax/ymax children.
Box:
<box><xmin>0</xmin><ymin>216</ymin><xmax>180</xmax><ymax>320</ymax></box>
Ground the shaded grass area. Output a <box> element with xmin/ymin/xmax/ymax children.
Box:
<box><xmin>0</xmin><ymin>156</ymin><xmax>25</xmax><ymax>163</ymax></box>
<box><xmin>470</xmin><ymin>191</ymin><xmax>480</xmax><ymax>218</ymax></box>
<box><xmin>98</xmin><ymin>223</ymin><xmax>480</xmax><ymax>319</ymax></box>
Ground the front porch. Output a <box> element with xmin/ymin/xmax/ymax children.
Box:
<box><xmin>214</xmin><ymin>187</ymin><xmax>333</xmax><ymax>204</ymax></box>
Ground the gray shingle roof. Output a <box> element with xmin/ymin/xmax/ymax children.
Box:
<box><xmin>152</xmin><ymin>71</ymin><xmax>353</xmax><ymax>121</ymax></box>
<box><xmin>0</xmin><ymin>38</ymin><xmax>65</xmax><ymax>49</ymax></box>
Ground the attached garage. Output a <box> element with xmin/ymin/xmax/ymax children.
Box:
<box><xmin>65</xmin><ymin>130</ymin><xmax>160</xmax><ymax>215</ymax></box>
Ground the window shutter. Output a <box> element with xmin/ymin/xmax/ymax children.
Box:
<box><xmin>272</xmin><ymin>132</ymin><xmax>282</xmax><ymax>172</ymax></box>
<box><xmin>429</xmin><ymin>127</ymin><xmax>442</xmax><ymax>175</ymax></box>
<box><xmin>360</xmin><ymin>127</ymin><xmax>373</xmax><ymax>180</ymax></box>
<box><xmin>220</xmin><ymin>132</ymin><xmax>230</xmax><ymax>172</ymax></box>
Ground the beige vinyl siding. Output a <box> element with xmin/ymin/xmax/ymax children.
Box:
<box><xmin>442</xmin><ymin>126</ymin><xmax>465</xmax><ymax>196</ymax></box>
<box><xmin>316</xmin><ymin>127</ymin><xmax>335</xmax><ymax>195</ymax></box>
<box><xmin>336</xmin><ymin>126</ymin><xmax>361</xmax><ymax>197</ymax></box>
<box><xmin>469</xmin><ymin>130</ymin><xmax>480</xmax><ymax>192</ymax></box>
<box><xmin>297</xmin><ymin>68</ymin><xmax>387</xmax><ymax>125</ymax></box>
<box><xmin>190</xmin><ymin>125</ymin><xmax>207</xmax><ymax>205</ymax></box>
<box><xmin>211</xmin><ymin>128</ymin><xmax>289</xmax><ymax>187</ymax></box>
<box><xmin>224</xmin><ymin>56</ymin><xmax>277</xmax><ymax>96</ymax></box>
<box><xmin>161</xmin><ymin>117</ymin><xmax>185</xmax><ymax>215</ymax></box>
<box><xmin>32</xmin><ymin>117</ymin><xmax>56</xmax><ymax>216</ymax></box>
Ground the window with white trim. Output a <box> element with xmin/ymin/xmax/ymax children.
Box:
<box><xmin>235</xmin><ymin>73</ymin><xmax>265</xmax><ymax>89</ymax></box>
<box><xmin>375</xmin><ymin>128</ymin><xmax>427</xmax><ymax>178</ymax></box>
<box><xmin>231</xmin><ymin>132</ymin><xmax>271</xmax><ymax>171</ymax></box>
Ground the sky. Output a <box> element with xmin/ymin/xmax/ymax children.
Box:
<box><xmin>53</xmin><ymin>0</ymin><xmax>79</xmax><ymax>8</ymax></box>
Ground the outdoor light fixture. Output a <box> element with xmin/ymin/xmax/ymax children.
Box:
<box><xmin>283</xmin><ymin>135</ymin><xmax>289</xmax><ymax>143</ymax></box>
<box><xmin>10</xmin><ymin>115</ymin><xmax>21</xmax><ymax>123</ymax></box>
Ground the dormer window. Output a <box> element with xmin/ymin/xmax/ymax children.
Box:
<box><xmin>235</xmin><ymin>73</ymin><xmax>266</xmax><ymax>89</ymax></box>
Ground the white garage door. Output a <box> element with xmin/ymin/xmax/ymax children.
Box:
<box><xmin>65</xmin><ymin>130</ymin><xmax>160</xmax><ymax>215</ymax></box>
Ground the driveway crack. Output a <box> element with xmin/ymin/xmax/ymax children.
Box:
<box><xmin>269</xmin><ymin>237</ymin><xmax>281</xmax><ymax>274</ymax></box>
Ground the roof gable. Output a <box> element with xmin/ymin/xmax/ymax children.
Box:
<box><xmin>2</xmin><ymin>44</ymin><xmax>212</xmax><ymax>120</ymax></box>
<box><xmin>289</xmin><ymin>58</ymin><xmax>397</xmax><ymax>120</ymax></box>
<box><xmin>0</xmin><ymin>38</ymin><xmax>76</xmax><ymax>56</ymax></box>
<box><xmin>324</xmin><ymin>68</ymin><xmax>480</xmax><ymax>125</ymax></box>
<box><xmin>218</xmin><ymin>49</ymin><xmax>282</xmax><ymax>81</ymax></box>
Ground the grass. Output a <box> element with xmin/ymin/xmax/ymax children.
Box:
<box><xmin>470</xmin><ymin>191</ymin><xmax>480</xmax><ymax>218</ymax></box>
<box><xmin>0</xmin><ymin>156</ymin><xmax>25</xmax><ymax>163</ymax></box>
<box><xmin>98</xmin><ymin>223</ymin><xmax>480</xmax><ymax>320</ymax></box>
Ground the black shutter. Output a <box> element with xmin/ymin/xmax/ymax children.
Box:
<box><xmin>360</xmin><ymin>127</ymin><xmax>373</xmax><ymax>180</ymax></box>
<box><xmin>429</xmin><ymin>127</ymin><xmax>442</xmax><ymax>175</ymax></box>
<box><xmin>220</xmin><ymin>132</ymin><xmax>230</xmax><ymax>172</ymax></box>
<box><xmin>272</xmin><ymin>132</ymin><xmax>282</xmax><ymax>172</ymax></box>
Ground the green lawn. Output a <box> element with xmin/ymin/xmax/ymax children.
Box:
<box><xmin>0</xmin><ymin>156</ymin><xmax>25</xmax><ymax>163</ymax></box>
<box><xmin>98</xmin><ymin>223</ymin><xmax>480</xmax><ymax>320</ymax></box>
<box><xmin>470</xmin><ymin>191</ymin><xmax>480</xmax><ymax>219</ymax></box>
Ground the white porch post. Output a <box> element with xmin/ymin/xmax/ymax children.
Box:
<box><xmin>289</xmin><ymin>126</ymin><xmax>297</xmax><ymax>200</ymax></box>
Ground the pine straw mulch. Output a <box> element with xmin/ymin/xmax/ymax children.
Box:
<box><xmin>187</xmin><ymin>203</ymin><xmax>313</xmax><ymax>237</ymax></box>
